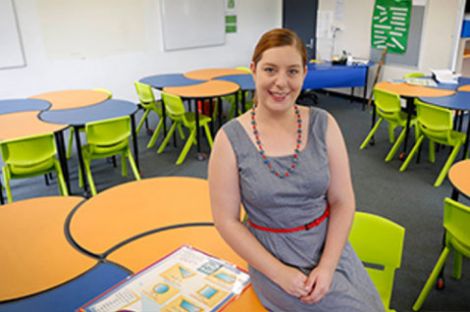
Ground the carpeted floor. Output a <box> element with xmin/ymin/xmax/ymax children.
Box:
<box><xmin>3</xmin><ymin>92</ymin><xmax>469</xmax><ymax>312</ymax></box>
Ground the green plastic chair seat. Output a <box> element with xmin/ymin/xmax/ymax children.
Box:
<box><xmin>182</xmin><ymin>112</ymin><xmax>212</xmax><ymax>126</ymax></box>
<box><xmin>413</xmin><ymin>198</ymin><xmax>470</xmax><ymax>311</ymax></box>
<box><xmin>1</xmin><ymin>133</ymin><xmax>68</xmax><ymax>203</ymax></box>
<box><xmin>9</xmin><ymin>157</ymin><xmax>56</xmax><ymax>176</ymax></box>
<box><xmin>79</xmin><ymin>116</ymin><xmax>141</xmax><ymax>196</ymax></box>
<box><xmin>349</xmin><ymin>212</ymin><xmax>405</xmax><ymax>312</ymax></box>
<box><xmin>360</xmin><ymin>88</ymin><xmax>417</xmax><ymax>162</ymax></box>
<box><xmin>400</xmin><ymin>100</ymin><xmax>467</xmax><ymax>187</ymax></box>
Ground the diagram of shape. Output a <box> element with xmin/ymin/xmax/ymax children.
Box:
<box><xmin>206</xmin><ymin>268</ymin><xmax>237</xmax><ymax>287</ymax></box>
<box><xmin>194</xmin><ymin>284</ymin><xmax>228</xmax><ymax>308</ymax></box>
<box><xmin>161</xmin><ymin>263</ymin><xmax>196</xmax><ymax>283</ymax></box>
<box><xmin>146</xmin><ymin>282</ymin><xmax>179</xmax><ymax>304</ymax></box>
<box><xmin>162</xmin><ymin>296</ymin><xmax>202</xmax><ymax>312</ymax></box>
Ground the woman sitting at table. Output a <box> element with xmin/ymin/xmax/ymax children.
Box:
<box><xmin>208</xmin><ymin>28</ymin><xmax>383</xmax><ymax>311</ymax></box>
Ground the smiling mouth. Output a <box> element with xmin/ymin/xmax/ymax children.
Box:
<box><xmin>268</xmin><ymin>91</ymin><xmax>289</xmax><ymax>101</ymax></box>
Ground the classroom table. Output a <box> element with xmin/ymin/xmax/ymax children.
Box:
<box><xmin>184</xmin><ymin>68</ymin><xmax>247</xmax><ymax>80</ymax></box>
<box><xmin>448</xmin><ymin>160</ymin><xmax>470</xmax><ymax>200</ymax></box>
<box><xmin>419</xmin><ymin>91</ymin><xmax>470</xmax><ymax>160</ymax></box>
<box><xmin>0</xmin><ymin>98</ymin><xmax>50</xmax><ymax>114</ymax></box>
<box><xmin>30</xmin><ymin>89</ymin><xmax>109</xmax><ymax>110</ymax></box>
<box><xmin>68</xmin><ymin>177</ymin><xmax>214</xmax><ymax>256</ymax></box>
<box><xmin>0</xmin><ymin>111</ymin><xmax>70</xmax><ymax>197</ymax></box>
<box><xmin>39</xmin><ymin>99</ymin><xmax>139</xmax><ymax>194</ymax></box>
<box><xmin>373</xmin><ymin>81</ymin><xmax>455</xmax><ymax>157</ymax></box>
<box><xmin>140</xmin><ymin>73</ymin><xmax>204</xmax><ymax>89</ymax></box>
<box><xmin>164</xmin><ymin>80</ymin><xmax>239</xmax><ymax>154</ymax></box>
<box><xmin>215</xmin><ymin>74</ymin><xmax>255</xmax><ymax>115</ymax></box>
<box><xmin>0</xmin><ymin>196</ymin><xmax>93</xmax><ymax>302</ymax></box>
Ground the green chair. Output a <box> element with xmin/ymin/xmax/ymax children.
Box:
<box><xmin>134</xmin><ymin>81</ymin><xmax>185</xmax><ymax>149</ymax></box>
<box><xmin>66</xmin><ymin>88</ymin><xmax>112</xmax><ymax>159</ymax></box>
<box><xmin>399</xmin><ymin>100</ymin><xmax>466</xmax><ymax>187</ymax></box>
<box><xmin>157</xmin><ymin>92</ymin><xmax>213</xmax><ymax>165</ymax></box>
<box><xmin>349</xmin><ymin>212</ymin><xmax>405</xmax><ymax>312</ymax></box>
<box><xmin>1</xmin><ymin>133</ymin><xmax>68</xmax><ymax>203</ymax></box>
<box><xmin>404</xmin><ymin>72</ymin><xmax>425</xmax><ymax>79</ymax></box>
<box><xmin>412</xmin><ymin>198</ymin><xmax>470</xmax><ymax>311</ymax></box>
<box><xmin>79</xmin><ymin>116</ymin><xmax>140</xmax><ymax>196</ymax></box>
<box><xmin>360</xmin><ymin>88</ymin><xmax>417</xmax><ymax>162</ymax></box>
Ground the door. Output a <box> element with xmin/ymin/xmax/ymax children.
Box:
<box><xmin>283</xmin><ymin>0</ymin><xmax>318</xmax><ymax>60</ymax></box>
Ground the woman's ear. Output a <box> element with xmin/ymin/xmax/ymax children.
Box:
<box><xmin>303</xmin><ymin>65</ymin><xmax>308</xmax><ymax>79</ymax></box>
<box><xmin>250</xmin><ymin>62</ymin><xmax>256</xmax><ymax>75</ymax></box>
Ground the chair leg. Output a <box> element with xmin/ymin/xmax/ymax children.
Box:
<box><xmin>433</xmin><ymin>143</ymin><xmax>462</xmax><ymax>187</ymax></box>
<box><xmin>157</xmin><ymin>122</ymin><xmax>178</xmax><ymax>154</ymax></box>
<box><xmin>2</xmin><ymin>168</ymin><xmax>13</xmax><ymax>203</ymax></box>
<box><xmin>84</xmin><ymin>158</ymin><xmax>97</xmax><ymax>196</ymax></box>
<box><xmin>400</xmin><ymin>136</ymin><xmax>424</xmax><ymax>172</ymax></box>
<box><xmin>126</xmin><ymin>150</ymin><xmax>141</xmax><ymax>180</ymax></box>
<box><xmin>429</xmin><ymin>141</ymin><xmax>435</xmax><ymax>163</ymax></box>
<box><xmin>54</xmin><ymin>162</ymin><xmax>68</xmax><ymax>196</ymax></box>
<box><xmin>177</xmin><ymin>123</ymin><xmax>186</xmax><ymax>140</ymax></box>
<box><xmin>136</xmin><ymin>108</ymin><xmax>151</xmax><ymax>134</ymax></box>
<box><xmin>412</xmin><ymin>247</ymin><xmax>450</xmax><ymax>311</ymax></box>
<box><xmin>176</xmin><ymin>129</ymin><xmax>197</xmax><ymax>165</ymax></box>
<box><xmin>360</xmin><ymin>118</ymin><xmax>383</xmax><ymax>149</ymax></box>
<box><xmin>453</xmin><ymin>251</ymin><xmax>463</xmax><ymax>280</ymax></box>
<box><xmin>147</xmin><ymin>119</ymin><xmax>164</xmax><ymax>148</ymax></box>
<box><xmin>385</xmin><ymin>127</ymin><xmax>406</xmax><ymax>162</ymax></box>
<box><xmin>121</xmin><ymin>153</ymin><xmax>128</xmax><ymax>177</ymax></box>
<box><xmin>203</xmin><ymin>124</ymin><xmax>214</xmax><ymax>148</ymax></box>
<box><xmin>387</xmin><ymin>123</ymin><xmax>396</xmax><ymax>143</ymax></box>
<box><xmin>66</xmin><ymin>128</ymin><xmax>74</xmax><ymax>159</ymax></box>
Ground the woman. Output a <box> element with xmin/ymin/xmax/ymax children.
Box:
<box><xmin>208</xmin><ymin>28</ymin><xmax>383</xmax><ymax>311</ymax></box>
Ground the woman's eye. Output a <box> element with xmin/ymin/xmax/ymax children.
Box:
<box><xmin>289</xmin><ymin>69</ymin><xmax>299</xmax><ymax>75</ymax></box>
<box><xmin>264</xmin><ymin>67</ymin><xmax>274</xmax><ymax>73</ymax></box>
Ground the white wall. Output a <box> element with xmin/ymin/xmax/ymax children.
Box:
<box><xmin>318</xmin><ymin>0</ymin><xmax>463</xmax><ymax>96</ymax></box>
<box><xmin>0</xmin><ymin>0</ymin><xmax>282</xmax><ymax>101</ymax></box>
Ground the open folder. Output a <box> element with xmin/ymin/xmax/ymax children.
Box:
<box><xmin>431</xmin><ymin>69</ymin><xmax>460</xmax><ymax>84</ymax></box>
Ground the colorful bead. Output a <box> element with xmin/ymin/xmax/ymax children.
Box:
<box><xmin>251</xmin><ymin>104</ymin><xmax>302</xmax><ymax>179</ymax></box>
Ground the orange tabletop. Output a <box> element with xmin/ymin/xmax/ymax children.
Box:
<box><xmin>0</xmin><ymin>111</ymin><xmax>67</xmax><ymax>141</ymax></box>
<box><xmin>69</xmin><ymin>177</ymin><xmax>214</xmax><ymax>255</ymax></box>
<box><xmin>184</xmin><ymin>68</ymin><xmax>247</xmax><ymax>80</ymax></box>
<box><xmin>163</xmin><ymin>80</ymin><xmax>239</xmax><ymax>98</ymax></box>
<box><xmin>375</xmin><ymin>81</ymin><xmax>455</xmax><ymax>98</ymax></box>
<box><xmin>107</xmin><ymin>226</ymin><xmax>265</xmax><ymax>311</ymax></box>
<box><xmin>30</xmin><ymin>89</ymin><xmax>109</xmax><ymax>110</ymax></box>
<box><xmin>448</xmin><ymin>160</ymin><xmax>470</xmax><ymax>197</ymax></box>
<box><xmin>0</xmin><ymin>196</ymin><xmax>95</xmax><ymax>301</ymax></box>
<box><xmin>457</xmin><ymin>84</ymin><xmax>470</xmax><ymax>92</ymax></box>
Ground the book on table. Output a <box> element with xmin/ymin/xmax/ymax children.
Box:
<box><xmin>79</xmin><ymin>245</ymin><xmax>251</xmax><ymax>312</ymax></box>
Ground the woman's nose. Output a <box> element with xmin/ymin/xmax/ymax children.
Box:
<box><xmin>273</xmin><ymin>72</ymin><xmax>288</xmax><ymax>87</ymax></box>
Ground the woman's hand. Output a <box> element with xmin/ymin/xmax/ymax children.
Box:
<box><xmin>272</xmin><ymin>265</ymin><xmax>310</xmax><ymax>298</ymax></box>
<box><xmin>300</xmin><ymin>264</ymin><xmax>335</xmax><ymax>304</ymax></box>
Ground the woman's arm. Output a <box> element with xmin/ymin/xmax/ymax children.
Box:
<box><xmin>209</xmin><ymin>128</ymin><xmax>310</xmax><ymax>298</ymax></box>
<box><xmin>301</xmin><ymin>113</ymin><xmax>356</xmax><ymax>304</ymax></box>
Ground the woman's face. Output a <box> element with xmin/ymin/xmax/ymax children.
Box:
<box><xmin>251</xmin><ymin>45</ymin><xmax>306</xmax><ymax>113</ymax></box>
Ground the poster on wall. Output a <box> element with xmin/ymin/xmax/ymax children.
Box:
<box><xmin>371</xmin><ymin>0</ymin><xmax>412</xmax><ymax>54</ymax></box>
<box><xmin>225</xmin><ymin>0</ymin><xmax>237</xmax><ymax>33</ymax></box>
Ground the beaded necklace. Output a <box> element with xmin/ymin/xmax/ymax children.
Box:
<box><xmin>250</xmin><ymin>104</ymin><xmax>302</xmax><ymax>178</ymax></box>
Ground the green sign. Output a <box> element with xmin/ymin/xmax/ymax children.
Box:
<box><xmin>371</xmin><ymin>0</ymin><xmax>411</xmax><ymax>54</ymax></box>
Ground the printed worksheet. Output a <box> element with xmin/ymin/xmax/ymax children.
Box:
<box><xmin>79</xmin><ymin>246</ymin><xmax>250</xmax><ymax>312</ymax></box>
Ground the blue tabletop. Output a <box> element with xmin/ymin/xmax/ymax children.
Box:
<box><xmin>140</xmin><ymin>74</ymin><xmax>204</xmax><ymax>89</ymax></box>
<box><xmin>303</xmin><ymin>63</ymin><xmax>369</xmax><ymax>90</ymax></box>
<box><xmin>0</xmin><ymin>99</ymin><xmax>51</xmax><ymax>115</ymax></box>
<box><xmin>215</xmin><ymin>74</ymin><xmax>255</xmax><ymax>90</ymax></box>
<box><xmin>39</xmin><ymin>99</ymin><xmax>138</xmax><ymax>126</ymax></box>
<box><xmin>419</xmin><ymin>92</ymin><xmax>470</xmax><ymax>110</ymax></box>
<box><xmin>0</xmin><ymin>263</ymin><xmax>129</xmax><ymax>312</ymax></box>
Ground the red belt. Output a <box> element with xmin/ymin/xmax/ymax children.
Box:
<box><xmin>247</xmin><ymin>205</ymin><xmax>330</xmax><ymax>233</ymax></box>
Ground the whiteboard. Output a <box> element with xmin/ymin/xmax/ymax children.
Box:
<box><xmin>0</xmin><ymin>0</ymin><xmax>26</xmax><ymax>69</ymax></box>
<box><xmin>160</xmin><ymin>0</ymin><xmax>225</xmax><ymax>51</ymax></box>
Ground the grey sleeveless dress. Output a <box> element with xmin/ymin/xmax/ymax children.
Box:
<box><xmin>222</xmin><ymin>107</ymin><xmax>384</xmax><ymax>311</ymax></box>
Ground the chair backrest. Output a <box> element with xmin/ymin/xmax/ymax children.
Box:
<box><xmin>404</xmin><ymin>72</ymin><xmax>425</xmax><ymax>79</ymax></box>
<box><xmin>236</xmin><ymin>66</ymin><xmax>252</xmax><ymax>73</ymax></box>
<box><xmin>161</xmin><ymin>92</ymin><xmax>186</xmax><ymax>117</ymax></box>
<box><xmin>0</xmin><ymin>133</ymin><xmax>57</xmax><ymax>167</ymax></box>
<box><xmin>134</xmin><ymin>81</ymin><xmax>156</xmax><ymax>105</ymax></box>
<box><xmin>373</xmin><ymin>88</ymin><xmax>402</xmax><ymax>115</ymax></box>
<box><xmin>93</xmin><ymin>88</ymin><xmax>113</xmax><ymax>99</ymax></box>
<box><xmin>443</xmin><ymin>198</ymin><xmax>470</xmax><ymax>258</ymax></box>
<box><xmin>85</xmin><ymin>116</ymin><xmax>131</xmax><ymax>148</ymax></box>
<box><xmin>414</xmin><ymin>99</ymin><xmax>453</xmax><ymax>142</ymax></box>
<box><xmin>349</xmin><ymin>212</ymin><xmax>405</xmax><ymax>311</ymax></box>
